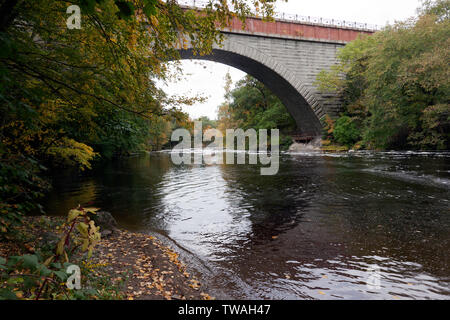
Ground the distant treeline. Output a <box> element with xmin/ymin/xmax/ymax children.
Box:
<box><xmin>216</xmin><ymin>74</ymin><xmax>296</xmax><ymax>150</ymax></box>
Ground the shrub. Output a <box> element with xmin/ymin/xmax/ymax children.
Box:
<box><xmin>0</xmin><ymin>207</ymin><xmax>105</xmax><ymax>300</ymax></box>
<box><xmin>333</xmin><ymin>116</ymin><xmax>361</xmax><ymax>147</ymax></box>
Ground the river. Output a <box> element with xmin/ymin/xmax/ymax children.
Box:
<box><xmin>42</xmin><ymin>150</ymin><xmax>450</xmax><ymax>300</ymax></box>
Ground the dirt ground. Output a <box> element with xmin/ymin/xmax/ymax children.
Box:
<box><xmin>91</xmin><ymin>228</ymin><xmax>212</xmax><ymax>300</ymax></box>
<box><xmin>0</xmin><ymin>216</ymin><xmax>212</xmax><ymax>300</ymax></box>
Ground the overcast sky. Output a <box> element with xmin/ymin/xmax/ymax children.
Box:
<box><xmin>158</xmin><ymin>0</ymin><xmax>423</xmax><ymax>120</ymax></box>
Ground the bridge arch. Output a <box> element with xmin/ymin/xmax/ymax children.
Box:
<box><xmin>178</xmin><ymin>39</ymin><xmax>325</xmax><ymax>136</ymax></box>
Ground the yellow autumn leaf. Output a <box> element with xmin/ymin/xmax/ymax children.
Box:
<box><xmin>68</xmin><ymin>209</ymin><xmax>81</xmax><ymax>222</ymax></box>
<box><xmin>85</xmin><ymin>207</ymin><xmax>100</xmax><ymax>214</ymax></box>
<box><xmin>56</xmin><ymin>239</ymin><xmax>65</xmax><ymax>256</ymax></box>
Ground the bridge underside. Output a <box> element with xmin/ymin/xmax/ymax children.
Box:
<box><xmin>179</xmin><ymin>48</ymin><xmax>324</xmax><ymax>137</ymax></box>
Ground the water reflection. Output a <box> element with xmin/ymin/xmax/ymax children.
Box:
<box><xmin>43</xmin><ymin>151</ymin><xmax>450</xmax><ymax>299</ymax></box>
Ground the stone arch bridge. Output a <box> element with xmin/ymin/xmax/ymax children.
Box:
<box><xmin>177</xmin><ymin>9</ymin><xmax>375</xmax><ymax>137</ymax></box>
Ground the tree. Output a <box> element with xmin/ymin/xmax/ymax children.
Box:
<box><xmin>419</xmin><ymin>0</ymin><xmax>450</xmax><ymax>20</ymax></box>
<box><xmin>217</xmin><ymin>75</ymin><xmax>296</xmax><ymax>149</ymax></box>
<box><xmin>217</xmin><ymin>71</ymin><xmax>239</xmax><ymax>133</ymax></box>
<box><xmin>196</xmin><ymin>116</ymin><xmax>217</xmax><ymax>130</ymax></box>
<box><xmin>333</xmin><ymin>116</ymin><xmax>361</xmax><ymax>146</ymax></box>
<box><xmin>0</xmin><ymin>0</ymin><xmax>280</xmax><ymax>237</ymax></box>
<box><xmin>315</xmin><ymin>0</ymin><xmax>450</xmax><ymax>150</ymax></box>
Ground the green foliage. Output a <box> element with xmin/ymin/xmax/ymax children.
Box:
<box><xmin>315</xmin><ymin>1</ymin><xmax>449</xmax><ymax>150</ymax></box>
<box><xmin>418</xmin><ymin>0</ymin><xmax>450</xmax><ymax>19</ymax></box>
<box><xmin>0</xmin><ymin>253</ymin><xmax>71</xmax><ymax>300</ymax></box>
<box><xmin>0</xmin><ymin>0</ymin><xmax>278</xmax><ymax>240</ymax></box>
<box><xmin>0</xmin><ymin>0</ymin><xmax>279</xmax><ymax>299</ymax></box>
<box><xmin>196</xmin><ymin>116</ymin><xmax>217</xmax><ymax>129</ymax></box>
<box><xmin>217</xmin><ymin>75</ymin><xmax>296</xmax><ymax>149</ymax></box>
<box><xmin>0</xmin><ymin>155</ymin><xmax>49</xmax><ymax>238</ymax></box>
<box><xmin>0</xmin><ymin>207</ymin><xmax>117</xmax><ymax>300</ymax></box>
<box><xmin>0</xmin><ymin>0</ymin><xmax>278</xmax><ymax>158</ymax></box>
<box><xmin>333</xmin><ymin>116</ymin><xmax>361</xmax><ymax>147</ymax></box>
<box><xmin>408</xmin><ymin>104</ymin><xmax>450</xmax><ymax>149</ymax></box>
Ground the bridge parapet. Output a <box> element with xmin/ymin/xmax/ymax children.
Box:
<box><xmin>177</xmin><ymin>0</ymin><xmax>381</xmax><ymax>32</ymax></box>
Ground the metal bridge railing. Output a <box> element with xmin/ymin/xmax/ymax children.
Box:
<box><xmin>176</xmin><ymin>0</ymin><xmax>382</xmax><ymax>32</ymax></box>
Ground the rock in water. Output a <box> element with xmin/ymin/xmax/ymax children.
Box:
<box><xmin>93</xmin><ymin>211</ymin><xmax>118</xmax><ymax>238</ymax></box>
<box><xmin>289</xmin><ymin>138</ymin><xmax>322</xmax><ymax>152</ymax></box>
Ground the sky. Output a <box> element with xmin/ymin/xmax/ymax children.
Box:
<box><xmin>158</xmin><ymin>0</ymin><xmax>423</xmax><ymax>120</ymax></box>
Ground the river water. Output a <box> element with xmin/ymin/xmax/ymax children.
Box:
<box><xmin>43</xmin><ymin>151</ymin><xmax>450</xmax><ymax>300</ymax></box>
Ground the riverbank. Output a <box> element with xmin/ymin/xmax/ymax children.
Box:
<box><xmin>90</xmin><ymin>227</ymin><xmax>212</xmax><ymax>300</ymax></box>
<box><xmin>0</xmin><ymin>216</ymin><xmax>212</xmax><ymax>300</ymax></box>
